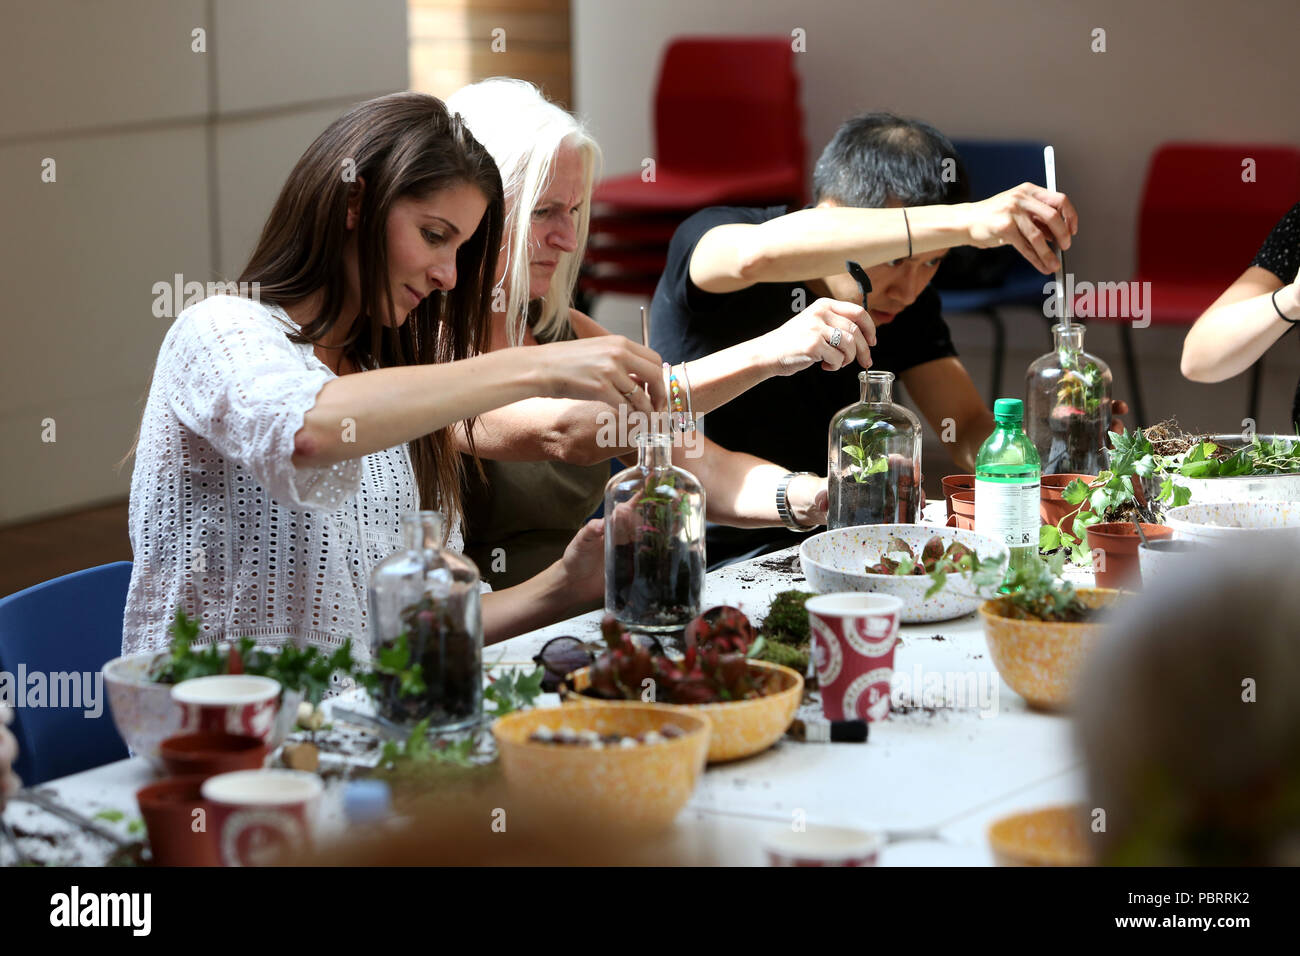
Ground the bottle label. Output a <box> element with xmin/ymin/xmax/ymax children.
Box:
<box><xmin>974</xmin><ymin>478</ymin><xmax>1040</xmax><ymax>548</ymax></box>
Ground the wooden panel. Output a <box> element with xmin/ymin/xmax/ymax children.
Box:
<box><xmin>410</xmin><ymin>9</ymin><xmax>569</xmax><ymax>44</ymax></box>
<box><xmin>407</xmin><ymin>0</ymin><xmax>571</xmax><ymax>109</ymax></box>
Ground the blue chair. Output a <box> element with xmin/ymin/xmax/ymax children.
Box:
<box><xmin>0</xmin><ymin>562</ymin><xmax>132</xmax><ymax>785</ymax></box>
<box><xmin>935</xmin><ymin>140</ymin><xmax>1052</xmax><ymax>400</ymax></box>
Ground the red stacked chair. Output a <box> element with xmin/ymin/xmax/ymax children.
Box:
<box><xmin>580</xmin><ymin>36</ymin><xmax>807</xmax><ymax>303</ymax></box>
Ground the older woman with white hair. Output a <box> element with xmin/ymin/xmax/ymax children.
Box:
<box><xmin>446</xmin><ymin>78</ymin><xmax>876</xmax><ymax>588</ymax></box>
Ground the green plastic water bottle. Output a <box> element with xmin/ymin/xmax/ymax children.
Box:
<box><xmin>975</xmin><ymin>399</ymin><xmax>1041</xmax><ymax>587</ymax></box>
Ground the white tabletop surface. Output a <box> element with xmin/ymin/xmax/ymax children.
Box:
<box><xmin>4</xmin><ymin>503</ymin><xmax>1096</xmax><ymax>866</ymax></box>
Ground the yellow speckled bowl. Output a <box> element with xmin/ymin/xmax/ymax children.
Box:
<box><xmin>565</xmin><ymin>660</ymin><xmax>804</xmax><ymax>763</ymax></box>
<box><xmin>978</xmin><ymin>588</ymin><xmax>1119</xmax><ymax>710</ymax></box>
<box><xmin>492</xmin><ymin>704</ymin><xmax>710</xmax><ymax>831</ymax></box>
<box><xmin>988</xmin><ymin>805</ymin><xmax>1095</xmax><ymax>866</ymax></box>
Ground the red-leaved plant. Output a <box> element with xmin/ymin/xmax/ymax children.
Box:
<box><xmin>585</xmin><ymin>607</ymin><xmax>766</xmax><ymax>704</ymax></box>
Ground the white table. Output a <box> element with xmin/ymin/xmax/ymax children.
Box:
<box><xmin>4</xmin><ymin>504</ymin><xmax>1093</xmax><ymax>866</ymax></box>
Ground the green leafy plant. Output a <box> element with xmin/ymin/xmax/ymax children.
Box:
<box><xmin>150</xmin><ymin>609</ymin><xmax>363</xmax><ymax>706</ymax></box>
<box><xmin>928</xmin><ymin>550</ymin><xmax>1097</xmax><ymax>623</ymax></box>
<box><xmin>362</xmin><ymin>631</ymin><xmax>427</xmax><ymax>700</ymax></box>
<box><xmin>841</xmin><ymin>421</ymin><xmax>890</xmax><ymax>483</ymax></box>
<box><xmin>483</xmin><ymin>666</ymin><xmax>545</xmax><ymax>719</ymax></box>
<box><xmin>377</xmin><ymin>718</ymin><xmax>476</xmax><ymax>769</ymax></box>
<box><xmin>1177</xmin><ymin>435</ymin><xmax>1300</xmax><ymax>478</ymax></box>
<box><xmin>1038</xmin><ymin>429</ymin><xmax>1191</xmax><ymax>564</ymax></box>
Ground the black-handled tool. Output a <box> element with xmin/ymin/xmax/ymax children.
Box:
<box><xmin>846</xmin><ymin>260</ymin><xmax>873</xmax><ymax>308</ymax></box>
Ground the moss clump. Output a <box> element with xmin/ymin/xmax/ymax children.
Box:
<box><xmin>753</xmin><ymin>638</ymin><xmax>808</xmax><ymax>674</ymax></box>
<box><xmin>752</xmin><ymin>590</ymin><xmax>816</xmax><ymax>673</ymax></box>
<box><xmin>759</xmin><ymin>590</ymin><xmax>815</xmax><ymax>644</ymax></box>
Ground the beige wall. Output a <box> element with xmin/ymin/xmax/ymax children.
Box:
<box><xmin>574</xmin><ymin>0</ymin><xmax>1300</xmax><ymax>456</ymax></box>
<box><xmin>0</xmin><ymin>0</ymin><xmax>407</xmax><ymax>526</ymax></box>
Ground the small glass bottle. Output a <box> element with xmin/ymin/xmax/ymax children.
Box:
<box><xmin>827</xmin><ymin>370</ymin><xmax>923</xmax><ymax>529</ymax></box>
<box><xmin>368</xmin><ymin>511</ymin><xmax>482</xmax><ymax>732</ymax></box>
<box><xmin>1025</xmin><ymin>323</ymin><xmax>1113</xmax><ymax>476</ymax></box>
<box><xmin>604</xmin><ymin>432</ymin><xmax>706</xmax><ymax>633</ymax></box>
<box><xmin>975</xmin><ymin>399</ymin><xmax>1041</xmax><ymax>583</ymax></box>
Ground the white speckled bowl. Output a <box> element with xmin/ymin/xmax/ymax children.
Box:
<box><xmin>1170</xmin><ymin>435</ymin><xmax>1300</xmax><ymax>504</ymax></box>
<box><xmin>1165</xmin><ymin>501</ymin><xmax>1300</xmax><ymax>543</ymax></box>
<box><xmin>800</xmin><ymin>524</ymin><xmax>1007</xmax><ymax>623</ymax></box>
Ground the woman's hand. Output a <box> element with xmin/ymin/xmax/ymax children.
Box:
<box><xmin>758</xmin><ymin>298</ymin><xmax>876</xmax><ymax>375</ymax></box>
<box><xmin>963</xmin><ymin>183</ymin><xmax>1079</xmax><ymax>274</ymax></box>
<box><xmin>558</xmin><ymin>518</ymin><xmax>607</xmax><ymax>606</ymax></box>
<box><xmin>0</xmin><ymin>703</ymin><xmax>20</xmax><ymax>807</ymax></box>
<box><xmin>787</xmin><ymin>474</ymin><xmax>830</xmax><ymax>528</ymax></box>
<box><xmin>533</xmin><ymin>336</ymin><xmax>668</xmax><ymax>415</ymax></box>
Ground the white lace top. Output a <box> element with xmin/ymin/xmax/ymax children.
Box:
<box><xmin>122</xmin><ymin>295</ymin><xmax>462</xmax><ymax>663</ymax></box>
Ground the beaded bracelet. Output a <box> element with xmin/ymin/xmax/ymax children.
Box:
<box><xmin>669</xmin><ymin>362</ymin><xmax>696</xmax><ymax>432</ymax></box>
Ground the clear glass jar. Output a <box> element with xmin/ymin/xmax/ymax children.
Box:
<box><xmin>1025</xmin><ymin>323</ymin><xmax>1113</xmax><ymax>476</ymax></box>
<box><xmin>828</xmin><ymin>371</ymin><xmax>923</xmax><ymax>528</ymax></box>
<box><xmin>367</xmin><ymin>511</ymin><xmax>482</xmax><ymax>732</ymax></box>
<box><xmin>604</xmin><ymin>432</ymin><xmax>706</xmax><ymax>633</ymax></box>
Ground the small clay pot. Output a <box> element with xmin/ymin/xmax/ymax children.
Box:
<box><xmin>159</xmin><ymin>732</ymin><xmax>269</xmax><ymax>780</ymax></box>
<box><xmin>941</xmin><ymin>475</ymin><xmax>976</xmax><ymax>517</ymax></box>
<box><xmin>137</xmin><ymin>775</ymin><xmax>219</xmax><ymax>866</ymax></box>
<box><xmin>1085</xmin><ymin>522</ymin><xmax>1174</xmax><ymax>589</ymax></box>
<box><xmin>950</xmin><ymin>490</ymin><xmax>976</xmax><ymax>531</ymax></box>
<box><xmin>1040</xmin><ymin>474</ymin><xmax>1097</xmax><ymax>528</ymax></box>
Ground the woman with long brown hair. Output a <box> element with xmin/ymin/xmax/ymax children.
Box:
<box><xmin>121</xmin><ymin>92</ymin><xmax>663</xmax><ymax>659</ymax></box>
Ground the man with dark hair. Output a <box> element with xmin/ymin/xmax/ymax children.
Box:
<box><xmin>651</xmin><ymin>111</ymin><xmax>1081</xmax><ymax>565</ymax></box>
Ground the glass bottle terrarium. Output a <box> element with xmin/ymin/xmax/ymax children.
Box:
<box><xmin>367</xmin><ymin>511</ymin><xmax>482</xmax><ymax>732</ymax></box>
<box><xmin>1025</xmin><ymin>324</ymin><xmax>1113</xmax><ymax>476</ymax></box>
<box><xmin>828</xmin><ymin>371</ymin><xmax>923</xmax><ymax>528</ymax></box>
<box><xmin>604</xmin><ymin>432</ymin><xmax>706</xmax><ymax>634</ymax></box>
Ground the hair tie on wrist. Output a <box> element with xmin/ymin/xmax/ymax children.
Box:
<box><xmin>1273</xmin><ymin>287</ymin><xmax>1300</xmax><ymax>325</ymax></box>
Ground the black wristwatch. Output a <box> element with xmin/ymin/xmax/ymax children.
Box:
<box><xmin>776</xmin><ymin>472</ymin><xmax>818</xmax><ymax>532</ymax></box>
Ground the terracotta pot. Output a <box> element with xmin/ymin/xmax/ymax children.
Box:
<box><xmin>159</xmin><ymin>732</ymin><xmax>269</xmax><ymax>780</ymax></box>
<box><xmin>950</xmin><ymin>490</ymin><xmax>976</xmax><ymax>530</ymax></box>
<box><xmin>1085</xmin><ymin>522</ymin><xmax>1174</xmax><ymax>589</ymax></box>
<box><xmin>1039</xmin><ymin>474</ymin><xmax>1096</xmax><ymax>527</ymax></box>
<box><xmin>136</xmin><ymin>775</ymin><xmax>220</xmax><ymax>866</ymax></box>
<box><xmin>941</xmin><ymin>475</ymin><xmax>976</xmax><ymax>517</ymax></box>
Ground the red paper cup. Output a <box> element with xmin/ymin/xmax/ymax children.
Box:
<box><xmin>763</xmin><ymin>825</ymin><xmax>884</xmax><ymax>866</ymax></box>
<box><xmin>806</xmin><ymin>593</ymin><xmax>902</xmax><ymax>722</ymax></box>
<box><xmin>172</xmin><ymin>675</ymin><xmax>282</xmax><ymax>742</ymax></box>
<box><xmin>202</xmin><ymin>769</ymin><xmax>323</xmax><ymax>867</ymax></box>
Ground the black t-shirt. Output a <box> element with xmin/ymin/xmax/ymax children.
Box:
<box><xmin>1249</xmin><ymin>202</ymin><xmax>1300</xmax><ymax>428</ymax></box>
<box><xmin>650</xmin><ymin>204</ymin><xmax>959</xmax><ymax>565</ymax></box>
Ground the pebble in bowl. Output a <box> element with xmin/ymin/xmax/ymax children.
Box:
<box><xmin>565</xmin><ymin>660</ymin><xmax>803</xmax><ymax>764</ymax></box>
<box><xmin>492</xmin><ymin>704</ymin><xmax>711</xmax><ymax>832</ymax></box>
<box><xmin>800</xmin><ymin>524</ymin><xmax>1007</xmax><ymax>623</ymax></box>
<box><xmin>1165</xmin><ymin>501</ymin><xmax>1300</xmax><ymax>542</ymax></box>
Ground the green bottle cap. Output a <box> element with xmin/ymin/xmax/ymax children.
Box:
<box><xmin>993</xmin><ymin>398</ymin><xmax>1024</xmax><ymax>423</ymax></box>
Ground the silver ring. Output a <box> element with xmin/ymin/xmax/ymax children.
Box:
<box><xmin>622</xmin><ymin>387</ymin><xmax>637</xmax><ymax>400</ymax></box>
<box><xmin>829</xmin><ymin>329</ymin><xmax>843</xmax><ymax>348</ymax></box>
